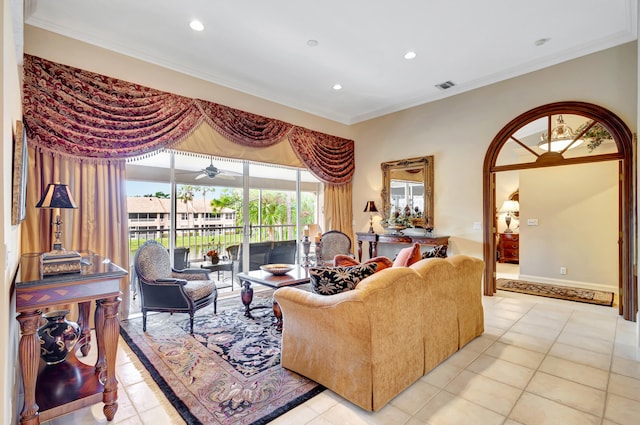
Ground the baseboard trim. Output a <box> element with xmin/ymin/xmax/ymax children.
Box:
<box><xmin>518</xmin><ymin>274</ymin><xmax>618</xmax><ymax>295</ymax></box>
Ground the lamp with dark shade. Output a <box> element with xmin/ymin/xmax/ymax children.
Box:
<box><xmin>363</xmin><ymin>201</ymin><xmax>378</xmax><ymax>233</ymax></box>
<box><xmin>36</xmin><ymin>182</ymin><xmax>81</xmax><ymax>276</ymax></box>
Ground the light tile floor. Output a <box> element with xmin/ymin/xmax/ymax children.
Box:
<box><xmin>41</xmin><ymin>276</ymin><xmax>640</xmax><ymax>425</ymax></box>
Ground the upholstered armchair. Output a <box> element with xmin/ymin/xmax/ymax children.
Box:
<box><xmin>317</xmin><ymin>230</ymin><xmax>353</xmax><ymax>265</ymax></box>
<box><xmin>134</xmin><ymin>240</ymin><xmax>217</xmax><ymax>334</ymax></box>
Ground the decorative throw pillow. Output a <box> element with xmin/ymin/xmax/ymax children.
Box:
<box><xmin>422</xmin><ymin>244</ymin><xmax>448</xmax><ymax>259</ymax></box>
<box><xmin>333</xmin><ymin>254</ymin><xmax>359</xmax><ymax>267</ymax></box>
<box><xmin>333</xmin><ymin>255</ymin><xmax>393</xmax><ymax>272</ymax></box>
<box><xmin>309</xmin><ymin>263</ymin><xmax>378</xmax><ymax>295</ymax></box>
<box><xmin>393</xmin><ymin>243</ymin><xmax>422</xmax><ymax>267</ymax></box>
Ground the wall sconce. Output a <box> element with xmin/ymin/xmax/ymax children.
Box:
<box><xmin>499</xmin><ymin>200</ymin><xmax>520</xmax><ymax>234</ymax></box>
<box><xmin>36</xmin><ymin>182</ymin><xmax>81</xmax><ymax>276</ymax></box>
<box><xmin>363</xmin><ymin>201</ymin><xmax>378</xmax><ymax>234</ymax></box>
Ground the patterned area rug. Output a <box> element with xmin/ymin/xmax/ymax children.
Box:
<box><xmin>120</xmin><ymin>293</ymin><xmax>324</xmax><ymax>425</ymax></box>
<box><xmin>496</xmin><ymin>278</ymin><xmax>614</xmax><ymax>306</ymax></box>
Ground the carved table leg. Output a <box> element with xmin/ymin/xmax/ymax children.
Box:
<box><xmin>241</xmin><ymin>280</ymin><xmax>254</xmax><ymax>318</ymax></box>
<box><xmin>96</xmin><ymin>296</ymin><xmax>120</xmax><ymax>421</ymax></box>
<box><xmin>357</xmin><ymin>240</ymin><xmax>363</xmax><ymax>262</ymax></box>
<box><xmin>94</xmin><ymin>298</ymin><xmax>106</xmax><ymax>374</ymax></box>
<box><xmin>76</xmin><ymin>301</ymin><xmax>91</xmax><ymax>357</ymax></box>
<box><xmin>17</xmin><ymin>310</ymin><xmax>42</xmax><ymax>425</ymax></box>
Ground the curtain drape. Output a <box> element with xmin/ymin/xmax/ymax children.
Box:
<box><xmin>323</xmin><ymin>183</ymin><xmax>355</xmax><ymax>252</ymax></box>
<box><xmin>23</xmin><ymin>54</ymin><xmax>355</xmax><ymax>184</ymax></box>
<box><xmin>22</xmin><ymin>147</ymin><xmax>130</xmax><ymax>318</ymax></box>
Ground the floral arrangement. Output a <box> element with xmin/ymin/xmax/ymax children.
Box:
<box><xmin>206</xmin><ymin>249</ymin><xmax>219</xmax><ymax>259</ymax></box>
<box><xmin>382</xmin><ymin>205</ymin><xmax>423</xmax><ymax>228</ymax></box>
<box><xmin>576</xmin><ymin>121</ymin><xmax>613</xmax><ymax>152</ymax></box>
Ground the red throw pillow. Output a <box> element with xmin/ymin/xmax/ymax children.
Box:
<box><xmin>333</xmin><ymin>254</ymin><xmax>360</xmax><ymax>267</ymax></box>
<box><xmin>333</xmin><ymin>254</ymin><xmax>393</xmax><ymax>272</ymax></box>
<box><xmin>393</xmin><ymin>243</ymin><xmax>422</xmax><ymax>267</ymax></box>
<box><xmin>367</xmin><ymin>256</ymin><xmax>393</xmax><ymax>271</ymax></box>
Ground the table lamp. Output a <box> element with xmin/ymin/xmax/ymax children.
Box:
<box><xmin>499</xmin><ymin>200</ymin><xmax>520</xmax><ymax>234</ymax></box>
<box><xmin>36</xmin><ymin>182</ymin><xmax>82</xmax><ymax>276</ymax></box>
<box><xmin>363</xmin><ymin>201</ymin><xmax>378</xmax><ymax>233</ymax></box>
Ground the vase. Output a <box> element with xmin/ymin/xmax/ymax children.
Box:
<box><xmin>38</xmin><ymin>309</ymin><xmax>80</xmax><ymax>365</ymax></box>
<box><xmin>209</xmin><ymin>255</ymin><xmax>219</xmax><ymax>264</ymax></box>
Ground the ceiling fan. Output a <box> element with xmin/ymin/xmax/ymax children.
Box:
<box><xmin>193</xmin><ymin>160</ymin><xmax>237</xmax><ymax>180</ymax></box>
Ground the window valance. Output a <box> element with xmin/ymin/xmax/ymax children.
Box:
<box><xmin>23</xmin><ymin>54</ymin><xmax>354</xmax><ymax>184</ymax></box>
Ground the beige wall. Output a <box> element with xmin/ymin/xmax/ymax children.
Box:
<box><xmin>351</xmin><ymin>42</ymin><xmax>637</xmax><ymax>261</ymax></box>
<box><xmin>519</xmin><ymin>162</ymin><xmax>618</xmax><ymax>291</ymax></box>
<box><xmin>2</xmin><ymin>0</ymin><xmax>24</xmax><ymax>423</ymax></box>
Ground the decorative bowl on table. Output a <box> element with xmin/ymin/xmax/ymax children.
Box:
<box><xmin>260</xmin><ymin>264</ymin><xmax>295</xmax><ymax>276</ymax></box>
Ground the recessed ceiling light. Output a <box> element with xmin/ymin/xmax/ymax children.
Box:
<box><xmin>534</xmin><ymin>38</ymin><xmax>550</xmax><ymax>46</ymax></box>
<box><xmin>190</xmin><ymin>20</ymin><xmax>205</xmax><ymax>31</ymax></box>
<box><xmin>307</xmin><ymin>39</ymin><xmax>319</xmax><ymax>47</ymax></box>
<box><xmin>404</xmin><ymin>51</ymin><xmax>417</xmax><ymax>60</ymax></box>
<box><xmin>333</xmin><ymin>84</ymin><xmax>343</xmax><ymax>91</ymax></box>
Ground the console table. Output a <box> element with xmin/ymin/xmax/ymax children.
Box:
<box><xmin>356</xmin><ymin>232</ymin><xmax>450</xmax><ymax>262</ymax></box>
<box><xmin>16</xmin><ymin>252</ymin><xmax>127</xmax><ymax>425</ymax></box>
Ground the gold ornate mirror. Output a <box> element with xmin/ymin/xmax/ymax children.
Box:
<box><xmin>380</xmin><ymin>155</ymin><xmax>434</xmax><ymax>227</ymax></box>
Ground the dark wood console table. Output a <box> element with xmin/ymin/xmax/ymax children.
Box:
<box><xmin>356</xmin><ymin>232</ymin><xmax>450</xmax><ymax>262</ymax></box>
<box><xmin>16</xmin><ymin>252</ymin><xmax>127</xmax><ymax>425</ymax></box>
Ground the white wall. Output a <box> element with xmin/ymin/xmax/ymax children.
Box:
<box><xmin>2</xmin><ymin>0</ymin><xmax>24</xmax><ymax>423</ymax></box>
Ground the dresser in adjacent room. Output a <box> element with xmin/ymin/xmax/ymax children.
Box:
<box><xmin>498</xmin><ymin>233</ymin><xmax>519</xmax><ymax>263</ymax></box>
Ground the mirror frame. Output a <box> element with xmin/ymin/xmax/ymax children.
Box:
<box><xmin>380</xmin><ymin>155</ymin><xmax>434</xmax><ymax>227</ymax></box>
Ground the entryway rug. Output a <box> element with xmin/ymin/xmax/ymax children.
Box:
<box><xmin>496</xmin><ymin>278</ymin><xmax>614</xmax><ymax>306</ymax></box>
<box><xmin>120</xmin><ymin>293</ymin><xmax>324</xmax><ymax>425</ymax></box>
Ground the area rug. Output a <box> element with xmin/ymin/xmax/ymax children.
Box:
<box><xmin>119</xmin><ymin>293</ymin><xmax>324</xmax><ymax>425</ymax></box>
<box><xmin>496</xmin><ymin>278</ymin><xmax>614</xmax><ymax>306</ymax></box>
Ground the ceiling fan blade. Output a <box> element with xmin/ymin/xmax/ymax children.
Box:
<box><xmin>216</xmin><ymin>174</ymin><xmax>235</xmax><ymax>180</ymax></box>
<box><xmin>195</xmin><ymin>173</ymin><xmax>207</xmax><ymax>180</ymax></box>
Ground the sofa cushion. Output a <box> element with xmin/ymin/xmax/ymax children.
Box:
<box><xmin>393</xmin><ymin>243</ymin><xmax>422</xmax><ymax>267</ymax></box>
<box><xmin>333</xmin><ymin>255</ymin><xmax>393</xmax><ymax>272</ymax></box>
<box><xmin>309</xmin><ymin>263</ymin><xmax>378</xmax><ymax>295</ymax></box>
<box><xmin>422</xmin><ymin>244</ymin><xmax>448</xmax><ymax>259</ymax></box>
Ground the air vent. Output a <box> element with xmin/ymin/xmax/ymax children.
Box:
<box><xmin>435</xmin><ymin>81</ymin><xmax>455</xmax><ymax>90</ymax></box>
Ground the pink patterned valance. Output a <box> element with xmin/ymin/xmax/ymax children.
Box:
<box><xmin>22</xmin><ymin>55</ymin><xmax>354</xmax><ymax>184</ymax></box>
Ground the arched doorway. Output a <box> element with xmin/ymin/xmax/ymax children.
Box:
<box><xmin>483</xmin><ymin>101</ymin><xmax>636</xmax><ymax>321</ymax></box>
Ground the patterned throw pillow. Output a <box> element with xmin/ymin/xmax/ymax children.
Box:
<box><xmin>309</xmin><ymin>263</ymin><xmax>378</xmax><ymax>295</ymax></box>
<box><xmin>422</xmin><ymin>244</ymin><xmax>448</xmax><ymax>259</ymax></box>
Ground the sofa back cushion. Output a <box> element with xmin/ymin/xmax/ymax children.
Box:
<box><xmin>309</xmin><ymin>263</ymin><xmax>378</xmax><ymax>295</ymax></box>
<box><xmin>393</xmin><ymin>243</ymin><xmax>422</xmax><ymax>267</ymax></box>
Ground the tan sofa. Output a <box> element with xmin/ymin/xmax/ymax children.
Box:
<box><xmin>273</xmin><ymin>255</ymin><xmax>485</xmax><ymax>412</ymax></box>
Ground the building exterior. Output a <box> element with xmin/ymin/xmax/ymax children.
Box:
<box><xmin>127</xmin><ymin>196</ymin><xmax>237</xmax><ymax>237</ymax></box>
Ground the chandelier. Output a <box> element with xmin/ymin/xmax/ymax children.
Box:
<box><xmin>537</xmin><ymin>115</ymin><xmax>584</xmax><ymax>152</ymax></box>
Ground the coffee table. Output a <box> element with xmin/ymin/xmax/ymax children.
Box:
<box><xmin>237</xmin><ymin>265</ymin><xmax>310</xmax><ymax>330</ymax></box>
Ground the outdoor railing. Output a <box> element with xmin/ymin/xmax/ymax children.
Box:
<box><xmin>128</xmin><ymin>223</ymin><xmax>298</xmax><ymax>265</ymax></box>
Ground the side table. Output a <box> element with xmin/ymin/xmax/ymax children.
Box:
<box><xmin>200</xmin><ymin>260</ymin><xmax>234</xmax><ymax>290</ymax></box>
<box><xmin>16</xmin><ymin>252</ymin><xmax>127</xmax><ymax>425</ymax></box>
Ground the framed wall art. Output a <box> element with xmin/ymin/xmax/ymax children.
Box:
<box><xmin>12</xmin><ymin>120</ymin><xmax>28</xmax><ymax>225</ymax></box>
